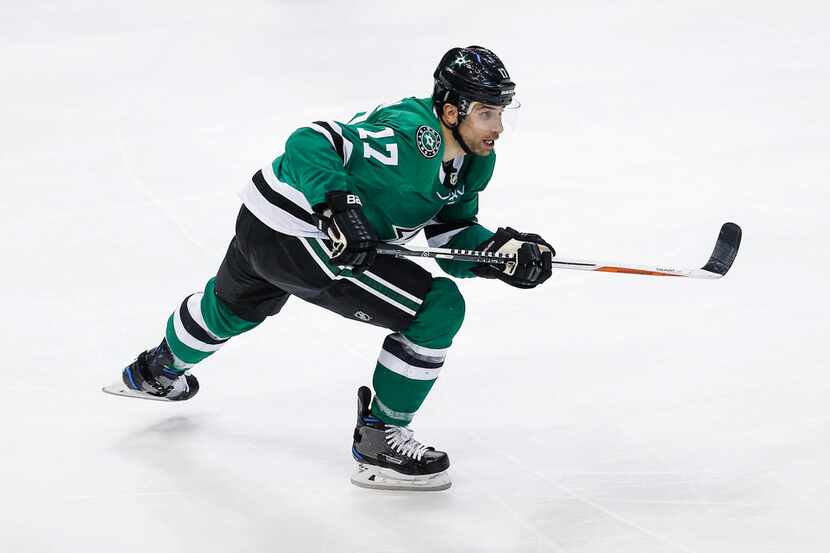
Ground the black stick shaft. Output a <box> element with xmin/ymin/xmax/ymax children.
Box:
<box><xmin>375</xmin><ymin>245</ymin><xmax>514</xmax><ymax>265</ymax></box>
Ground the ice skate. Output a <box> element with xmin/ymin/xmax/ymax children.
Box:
<box><xmin>103</xmin><ymin>339</ymin><xmax>199</xmax><ymax>401</ymax></box>
<box><xmin>350</xmin><ymin>386</ymin><xmax>451</xmax><ymax>491</ymax></box>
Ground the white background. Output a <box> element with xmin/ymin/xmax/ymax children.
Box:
<box><xmin>2</xmin><ymin>1</ymin><xmax>828</xmax><ymax>552</ymax></box>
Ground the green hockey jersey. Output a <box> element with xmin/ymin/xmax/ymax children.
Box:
<box><xmin>239</xmin><ymin>97</ymin><xmax>496</xmax><ymax>277</ymax></box>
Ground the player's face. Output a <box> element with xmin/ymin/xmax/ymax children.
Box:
<box><xmin>459</xmin><ymin>103</ymin><xmax>505</xmax><ymax>156</ymax></box>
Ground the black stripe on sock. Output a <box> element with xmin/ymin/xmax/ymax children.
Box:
<box><xmin>313</xmin><ymin>121</ymin><xmax>345</xmax><ymax>163</ymax></box>
<box><xmin>252</xmin><ymin>170</ymin><xmax>315</xmax><ymax>226</ymax></box>
<box><xmin>382</xmin><ymin>336</ymin><xmax>444</xmax><ymax>369</ymax></box>
<box><xmin>179</xmin><ymin>295</ymin><xmax>228</xmax><ymax>346</ymax></box>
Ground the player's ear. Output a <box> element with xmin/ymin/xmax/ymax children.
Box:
<box><xmin>442</xmin><ymin>103</ymin><xmax>459</xmax><ymax>127</ymax></box>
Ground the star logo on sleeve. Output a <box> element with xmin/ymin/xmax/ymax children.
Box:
<box><xmin>416</xmin><ymin>126</ymin><xmax>441</xmax><ymax>159</ymax></box>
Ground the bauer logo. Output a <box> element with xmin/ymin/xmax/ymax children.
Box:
<box><xmin>379</xmin><ymin>453</ymin><xmax>404</xmax><ymax>465</ymax></box>
<box><xmin>416</xmin><ymin>126</ymin><xmax>441</xmax><ymax>159</ymax></box>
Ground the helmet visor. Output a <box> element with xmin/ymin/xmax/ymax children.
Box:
<box><xmin>466</xmin><ymin>100</ymin><xmax>521</xmax><ymax>133</ymax></box>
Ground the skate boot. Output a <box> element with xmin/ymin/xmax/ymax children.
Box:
<box><xmin>113</xmin><ymin>339</ymin><xmax>199</xmax><ymax>401</ymax></box>
<box><xmin>350</xmin><ymin>386</ymin><xmax>451</xmax><ymax>491</ymax></box>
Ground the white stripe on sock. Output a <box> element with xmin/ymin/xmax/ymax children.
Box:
<box><xmin>186</xmin><ymin>293</ymin><xmax>224</xmax><ymax>341</ymax></box>
<box><xmin>391</xmin><ymin>333</ymin><xmax>449</xmax><ymax>360</ymax></box>
<box><xmin>173</xmin><ymin>308</ymin><xmax>224</xmax><ymax>353</ymax></box>
<box><xmin>378</xmin><ymin>349</ymin><xmax>441</xmax><ymax>381</ymax></box>
<box><xmin>372</xmin><ymin>396</ymin><xmax>415</xmax><ymax>423</ymax></box>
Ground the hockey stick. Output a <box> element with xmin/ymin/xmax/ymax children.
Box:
<box><xmin>377</xmin><ymin>222</ymin><xmax>742</xmax><ymax>279</ymax></box>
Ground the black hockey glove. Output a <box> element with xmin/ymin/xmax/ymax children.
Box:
<box><xmin>471</xmin><ymin>227</ymin><xmax>555</xmax><ymax>289</ymax></box>
<box><xmin>313</xmin><ymin>190</ymin><xmax>378</xmax><ymax>274</ymax></box>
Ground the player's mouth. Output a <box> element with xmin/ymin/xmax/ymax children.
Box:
<box><xmin>482</xmin><ymin>138</ymin><xmax>496</xmax><ymax>150</ymax></box>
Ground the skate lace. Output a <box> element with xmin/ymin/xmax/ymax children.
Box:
<box><xmin>157</xmin><ymin>369</ymin><xmax>189</xmax><ymax>395</ymax></box>
<box><xmin>384</xmin><ymin>426</ymin><xmax>430</xmax><ymax>461</ymax></box>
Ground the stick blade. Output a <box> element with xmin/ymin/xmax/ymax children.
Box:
<box><xmin>700</xmin><ymin>222</ymin><xmax>742</xmax><ymax>277</ymax></box>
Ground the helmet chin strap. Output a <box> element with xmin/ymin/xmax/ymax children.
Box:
<box><xmin>450</xmin><ymin>122</ymin><xmax>473</xmax><ymax>155</ymax></box>
<box><xmin>437</xmin><ymin>101</ymin><xmax>474</xmax><ymax>155</ymax></box>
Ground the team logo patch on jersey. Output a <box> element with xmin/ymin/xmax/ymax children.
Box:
<box><xmin>354</xmin><ymin>311</ymin><xmax>372</xmax><ymax>322</ymax></box>
<box><xmin>416</xmin><ymin>126</ymin><xmax>441</xmax><ymax>159</ymax></box>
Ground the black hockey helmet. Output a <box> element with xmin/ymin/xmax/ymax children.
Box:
<box><xmin>432</xmin><ymin>45</ymin><xmax>517</xmax><ymax>119</ymax></box>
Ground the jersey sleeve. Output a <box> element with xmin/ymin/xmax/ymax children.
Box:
<box><xmin>424</xmin><ymin>193</ymin><xmax>495</xmax><ymax>278</ymax></box>
<box><xmin>276</xmin><ymin>124</ymin><xmax>352</xmax><ymax>208</ymax></box>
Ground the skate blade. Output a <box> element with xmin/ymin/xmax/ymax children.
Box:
<box><xmin>350</xmin><ymin>463</ymin><xmax>451</xmax><ymax>491</ymax></box>
<box><xmin>102</xmin><ymin>382</ymin><xmax>173</xmax><ymax>402</ymax></box>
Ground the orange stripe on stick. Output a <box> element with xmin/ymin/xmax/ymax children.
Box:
<box><xmin>595</xmin><ymin>266</ymin><xmax>682</xmax><ymax>277</ymax></box>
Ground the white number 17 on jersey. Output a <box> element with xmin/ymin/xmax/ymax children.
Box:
<box><xmin>357</xmin><ymin>127</ymin><xmax>399</xmax><ymax>166</ymax></box>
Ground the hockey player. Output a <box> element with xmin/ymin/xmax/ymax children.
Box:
<box><xmin>110</xmin><ymin>46</ymin><xmax>554</xmax><ymax>491</ymax></box>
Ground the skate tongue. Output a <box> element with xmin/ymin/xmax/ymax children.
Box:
<box><xmin>357</xmin><ymin>386</ymin><xmax>372</xmax><ymax>418</ymax></box>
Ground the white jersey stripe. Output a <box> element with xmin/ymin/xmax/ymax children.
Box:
<box><xmin>426</xmin><ymin>226</ymin><xmax>469</xmax><ymax>248</ymax></box>
<box><xmin>308</xmin><ymin>122</ymin><xmax>336</xmax><ymax>150</ymax></box>
<box><xmin>239</xmin><ymin>180</ymin><xmax>324</xmax><ymax>237</ymax></box>
<box><xmin>261</xmin><ymin>163</ymin><xmax>317</xmax><ymax>215</ymax></box>
<box><xmin>326</xmin><ymin>120</ymin><xmax>354</xmax><ymax>165</ymax></box>
<box><xmin>348</xmin><ymin>100</ymin><xmax>403</xmax><ymax>125</ymax></box>
<box><xmin>349</xmin><ymin>107</ymin><xmax>375</xmax><ymax>125</ymax></box>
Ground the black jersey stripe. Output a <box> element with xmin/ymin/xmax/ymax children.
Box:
<box><xmin>179</xmin><ymin>295</ymin><xmax>228</xmax><ymax>346</ymax></box>
<box><xmin>313</xmin><ymin>121</ymin><xmax>345</xmax><ymax>163</ymax></box>
<box><xmin>252</xmin><ymin>170</ymin><xmax>315</xmax><ymax>226</ymax></box>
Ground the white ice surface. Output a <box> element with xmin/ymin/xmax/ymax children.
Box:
<box><xmin>2</xmin><ymin>2</ymin><xmax>829</xmax><ymax>552</ymax></box>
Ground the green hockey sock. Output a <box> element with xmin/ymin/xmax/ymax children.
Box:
<box><xmin>164</xmin><ymin>278</ymin><xmax>260</xmax><ymax>369</ymax></box>
<box><xmin>370</xmin><ymin>277</ymin><xmax>465</xmax><ymax>425</ymax></box>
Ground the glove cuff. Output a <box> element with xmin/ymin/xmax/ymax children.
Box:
<box><xmin>325</xmin><ymin>190</ymin><xmax>363</xmax><ymax>213</ymax></box>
